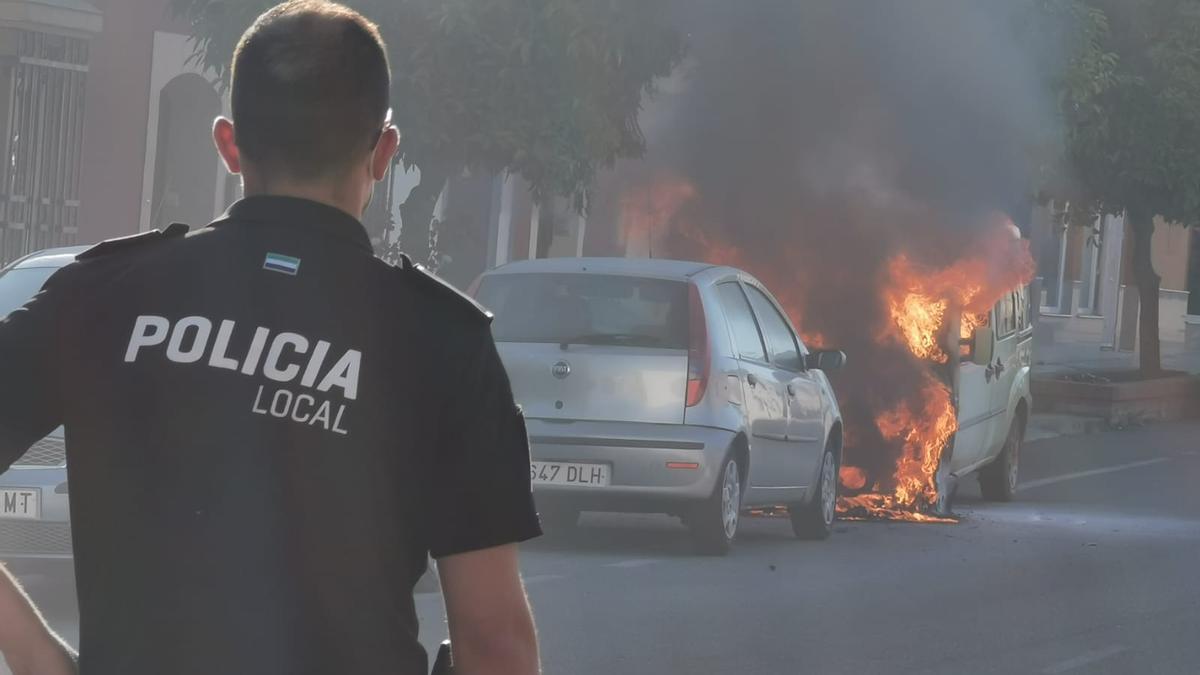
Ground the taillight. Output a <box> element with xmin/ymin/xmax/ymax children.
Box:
<box><xmin>686</xmin><ymin>283</ymin><xmax>709</xmax><ymax>407</ymax></box>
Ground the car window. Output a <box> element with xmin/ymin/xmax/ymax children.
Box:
<box><xmin>0</xmin><ymin>266</ymin><xmax>58</xmax><ymax>319</ymax></box>
<box><xmin>476</xmin><ymin>273</ymin><xmax>689</xmax><ymax>348</ymax></box>
<box><xmin>995</xmin><ymin>291</ymin><xmax>1017</xmax><ymax>339</ymax></box>
<box><xmin>716</xmin><ymin>282</ymin><xmax>767</xmax><ymax>362</ymax></box>
<box><xmin>1016</xmin><ymin>285</ymin><xmax>1030</xmax><ymax>331</ymax></box>
<box><xmin>744</xmin><ymin>285</ymin><xmax>803</xmax><ymax>371</ymax></box>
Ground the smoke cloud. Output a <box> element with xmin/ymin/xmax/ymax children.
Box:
<box><xmin>612</xmin><ymin>1</ymin><xmax>1055</xmax><ymax>502</ymax></box>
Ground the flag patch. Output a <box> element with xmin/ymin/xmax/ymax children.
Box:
<box><xmin>263</xmin><ymin>252</ymin><xmax>301</xmax><ymax>276</ymax></box>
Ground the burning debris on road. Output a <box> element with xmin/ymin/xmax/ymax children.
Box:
<box><xmin>601</xmin><ymin>0</ymin><xmax>1047</xmax><ymax>521</ymax></box>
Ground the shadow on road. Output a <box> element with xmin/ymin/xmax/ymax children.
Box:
<box><xmin>528</xmin><ymin>512</ymin><xmax>816</xmax><ymax>557</ymax></box>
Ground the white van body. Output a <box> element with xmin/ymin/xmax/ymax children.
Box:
<box><xmin>942</xmin><ymin>285</ymin><xmax>1034</xmax><ymax>507</ymax></box>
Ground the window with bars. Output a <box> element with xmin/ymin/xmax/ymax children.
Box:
<box><xmin>0</xmin><ymin>29</ymin><xmax>89</xmax><ymax>267</ymax></box>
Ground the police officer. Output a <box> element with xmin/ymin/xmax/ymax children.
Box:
<box><xmin>0</xmin><ymin>2</ymin><xmax>542</xmax><ymax>674</ymax></box>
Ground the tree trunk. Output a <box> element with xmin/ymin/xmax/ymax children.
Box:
<box><xmin>1128</xmin><ymin>210</ymin><xmax>1161</xmax><ymax>375</ymax></box>
<box><xmin>398</xmin><ymin>160</ymin><xmax>452</xmax><ymax>268</ymax></box>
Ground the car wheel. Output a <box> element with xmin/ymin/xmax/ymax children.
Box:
<box><xmin>690</xmin><ymin>456</ymin><xmax>742</xmax><ymax>555</ymax></box>
<box><xmin>790</xmin><ymin>445</ymin><xmax>838</xmax><ymax>540</ymax></box>
<box><xmin>540</xmin><ymin>506</ymin><xmax>581</xmax><ymax>531</ymax></box>
<box><xmin>980</xmin><ymin>416</ymin><xmax>1023</xmax><ymax>502</ymax></box>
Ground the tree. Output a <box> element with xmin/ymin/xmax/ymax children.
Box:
<box><xmin>1040</xmin><ymin>0</ymin><xmax>1200</xmax><ymax>374</ymax></box>
<box><xmin>170</xmin><ymin>0</ymin><xmax>683</xmax><ymax>265</ymax></box>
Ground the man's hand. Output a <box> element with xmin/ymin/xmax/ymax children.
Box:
<box><xmin>437</xmin><ymin>544</ymin><xmax>539</xmax><ymax>675</ymax></box>
<box><xmin>0</xmin><ymin>564</ymin><xmax>76</xmax><ymax>675</ymax></box>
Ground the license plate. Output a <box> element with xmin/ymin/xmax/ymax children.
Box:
<box><xmin>0</xmin><ymin>488</ymin><xmax>40</xmax><ymax>520</ymax></box>
<box><xmin>530</xmin><ymin>461</ymin><xmax>610</xmax><ymax>487</ymax></box>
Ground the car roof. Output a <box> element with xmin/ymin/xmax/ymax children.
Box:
<box><xmin>9</xmin><ymin>245</ymin><xmax>90</xmax><ymax>270</ymax></box>
<box><xmin>486</xmin><ymin>256</ymin><xmax>721</xmax><ymax>279</ymax></box>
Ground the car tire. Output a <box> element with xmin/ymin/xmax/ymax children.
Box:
<box><xmin>689</xmin><ymin>456</ymin><xmax>742</xmax><ymax>556</ymax></box>
<box><xmin>540</xmin><ymin>507</ymin><xmax>581</xmax><ymax>531</ymax></box>
<box><xmin>790</xmin><ymin>445</ymin><xmax>838</xmax><ymax>540</ymax></box>
<box><xmin>980</xmin><ymin>416</ymin><xmax>1023</xmax><ymax>502</ymax></box>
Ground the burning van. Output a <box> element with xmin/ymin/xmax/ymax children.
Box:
<box><xmin>836</xmin><ymin>222</ymin><xmax>1036</xmax><ymax>521</ymax></box>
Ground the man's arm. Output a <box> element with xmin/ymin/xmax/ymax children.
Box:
<box><xmin>438</xmin><ymin>544</ymin><xmax>538</xmax><ymax>675</ymax></box>
<box><xmin>0</xmin><ymin>270</ymin><xmax>73</xmax><ymax>673</ymax></box>
<box><xmin>425</xmin><ymin>323</ymin><xmax>543</xmax><ymax>672</ymax></box>
<box><xmin>0</xmin><ymin>564</ymin><xmax>75</xmax><ymax>675</ymax></box>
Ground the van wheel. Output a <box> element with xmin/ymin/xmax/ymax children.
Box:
<box><xmin>790</xmin><ymin>446</ymin><xmax>838</xmax><ymax>540</ymax></box>
<box><xmin>980</xmin><ymin>417</ymin><xmax>1023</xmax><ymax>502</ymax></box>
<box><xmin>690</xmin><ymin>457</ymin><xmax>742</xmax><ymax>555</ymax></box>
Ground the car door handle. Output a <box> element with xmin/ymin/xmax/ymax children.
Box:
<box><xmin>746</xmin><ymin>373</ymin><xmax>758</xmax><ymax>387</ymax></box>
<box><xmin>787</xmin><ymin>383</ymin><xmax>796</xmax><ymax>397</ymax></box>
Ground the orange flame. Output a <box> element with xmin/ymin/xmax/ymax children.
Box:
<box><xmin>839</xmin><ymin>466</ymin><xmax>868</xmax><ymax>491</ymax></box>
<box><xmin>884</xmin><ymin>268</ymin><xmax>951</xmax><ymax>363</ymax></box>
<box><xmin>881</xmin><ymin>220</ymin><xmax>1032</xmax><ymax>365</ymax></box>
<box><xmin>837</xmin><ymin>372</ymin><xmax>958</xmax><ymax>520</ymax></box>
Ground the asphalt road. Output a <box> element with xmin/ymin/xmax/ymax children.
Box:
<box><xmin>5</xmin><ymin>421</ymin><xmax>1199</xmax><ymax>675</ymax></box>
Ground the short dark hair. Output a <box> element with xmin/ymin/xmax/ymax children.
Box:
<box><xmin>231</xmin><ymin>1</ymin><xmax>391</xmax><ymax>179</ymax></box>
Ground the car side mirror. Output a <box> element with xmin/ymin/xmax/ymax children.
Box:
<box><xmin>805</xmin><ymin>350</ymin><xmax>847</xmax><ymax>371</ymax></box>
<box><xmin>965</xmin><ymin>325</ymin><xmax>994</xmax><ymax>366</ymax></box>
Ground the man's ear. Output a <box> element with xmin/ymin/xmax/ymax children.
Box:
<box><xmin>213</xmin><ymin>117</ymin><xmax>242</xmax><ymax>174</ymax></box>
<box><xmin>371</xmin><ymin>126</ymin><xmax>400</xmax><ymax>181</ymax></box>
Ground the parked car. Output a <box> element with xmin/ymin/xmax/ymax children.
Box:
<box><xmin>474</xmin><ymin>257</ymin><xmax>846</xmax><ymax>554</ymax></box>
<box><xmin>941</xmin><ymin>284</ymin><xmax>1034</xmax><ymax>509</ymax></box>
<box><xmin>0</xmin><ymin>246</ymin><xmax>87</xmax><ymax>565</ymax></box>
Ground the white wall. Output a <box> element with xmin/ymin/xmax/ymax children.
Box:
<box><xmin>138</xmin><ymin>31</ymin><xmax>227</xmax><ymax>232</ymax></box>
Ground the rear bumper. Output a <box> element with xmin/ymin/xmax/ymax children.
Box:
<box><xmin>527</xmin><ymin>419</ymin><xmax>736</xmax><ymax>511</ymax></box>
<box><xmin>0</xmin><ymin>467</ymin><xmax>72</xmax><ymax>559</ymax></box>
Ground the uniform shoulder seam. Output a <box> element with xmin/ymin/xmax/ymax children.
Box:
<box><xmin>76</xmin><ymin>223</ymin><xmax>189</xmax><ymax>261</ymax></box>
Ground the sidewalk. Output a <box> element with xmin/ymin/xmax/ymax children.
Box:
<box><xmin>1032</xmin><ymin>316</ymin><xmax>1200</xmax><ymax>376</ymax></box>
<box><xmin>1033</xmin><ymin>334</ymin><xmax>1200</xmax><ymax>376</ymax></box>
<box><xmin>1028</xmin><ymin>320</ymin><xmax>1200</xmax><ymax>440</ymax></box>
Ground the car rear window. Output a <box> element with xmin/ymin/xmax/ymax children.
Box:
<box><xmin>476</xmin><ymin>273</ymin><xmax>689</xmax><ymax>348</ymax></box>
<box><xmin>0</xmin><ymin>267</ymin><xmax>58</xmax><ymax>319</ymax></box>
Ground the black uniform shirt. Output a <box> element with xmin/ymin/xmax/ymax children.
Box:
<box><xmin>0</xmin><ymin>196</ymin><xmax>541</xmax><ymax>675</ymax></box>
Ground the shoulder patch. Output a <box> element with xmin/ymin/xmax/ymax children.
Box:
<box><xmin>398</xmin><ymin>254</ymin><xmax>494</xmax><ymax>323</ymax></box>
<box><xmin>77</xmin><ymin>222</ymin><xmax>189</xmax><ymax>261</ymax></box>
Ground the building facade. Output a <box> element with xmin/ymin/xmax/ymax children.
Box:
<box><xmin>0</xmin><ymin>0</ymin><xmax>100</xmax><ymax>265</ymax></box>
<box><xmin>0</xmin><ymin>0</ymin><xmax>232</xmax><ymax>267</ymax></box>
<box><xmin>1032</xmin><ymin>201</ymin><xmax>1199</xmax><ymax>356</ymax></box>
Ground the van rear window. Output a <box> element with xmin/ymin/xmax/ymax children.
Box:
<box><xmin>476</xmin><ymin>273</ymin><xmax>689</xmax><ymax>348</ymax></box>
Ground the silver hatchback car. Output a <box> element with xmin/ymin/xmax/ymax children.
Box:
<box><xmin>0</xmin><ymin>246</ymin><xmax>88</xmax><ymax>564</ymax></box>
<box><xmin>475</xmin><ymin>257</ymin><xmax>846</xmax><ymax>554</ymax></box>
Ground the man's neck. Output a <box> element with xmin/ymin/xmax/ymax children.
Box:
<box><xmin>242</xmin><ymin>175</ymin><xmax>365</xmax><ymax>222</ymax></box>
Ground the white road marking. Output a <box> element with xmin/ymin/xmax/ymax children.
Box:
<box><xmin>1041</xmin><ymin>645</ymin><xmax>1129</xmax><ymax>674</ymax></box>
<box><xmin>608</xmin><ymin>558</ymin><xmax>661</xmax><ymax>568</ymax></box>
<box><xmin>1018</xmin><ymin>458</ymin><xmax>1170</xmax><ymax>492</ymax></box>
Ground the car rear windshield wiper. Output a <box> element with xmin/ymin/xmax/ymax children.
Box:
<box><xmin>558</xmin><ymin>333</ymin><xmax>666</xmax><ymax>348</ymax></box>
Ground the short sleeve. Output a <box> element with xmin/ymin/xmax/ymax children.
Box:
<box><xmin>0</xmin><ymin>274</ymin><xmax>65</xmax><ymax>473</ymax></box>
<box><xmin>426</xmin><ymin>327</ymin><xmax>542</xmax><ymax>558</ymax></box>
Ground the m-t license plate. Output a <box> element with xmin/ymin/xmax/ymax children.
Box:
<box><xmin>0</xmin><ymin>488</ymin><xmax>40</xmax><ymax>520</ymax></box>
<box><xmin>530</xmin><ymin>461</ymin><xmax>610</xmax><ymax>487</ymax></box>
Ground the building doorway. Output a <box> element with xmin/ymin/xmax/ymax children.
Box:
<box><xmin>149</xmin><ymin>73</ymin><xmax>220</xmax><ymax>230</ymax></box>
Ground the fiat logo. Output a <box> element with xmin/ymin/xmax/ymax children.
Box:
<box><xmin>552</xmin><ymin>360</ymin><xmax>571</xmax><ymax>379</ymax></box>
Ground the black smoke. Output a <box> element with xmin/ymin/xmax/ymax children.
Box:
<box><xmin>622</xmin><ymin>1</ymin><xmax>1058</xmax><ymax>496</ymax></box>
